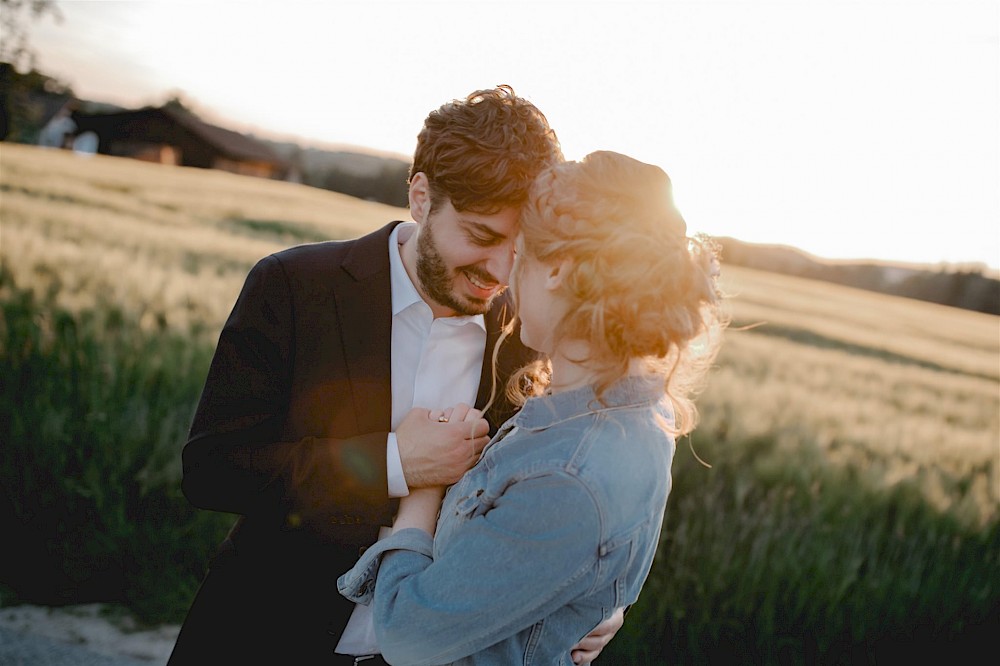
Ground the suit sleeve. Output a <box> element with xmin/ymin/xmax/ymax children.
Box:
<box><xmin>181</xmin><ymin>255</ymin><xmax>393</xmax><ymax>529</ymax></box>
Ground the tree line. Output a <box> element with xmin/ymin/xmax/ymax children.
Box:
<box><xmin>718</xmin><ymin>237</ymin><xmax>999</xmax><ymax>315</ymax></box>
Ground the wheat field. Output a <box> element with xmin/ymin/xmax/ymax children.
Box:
<box><xmin>2</xmin><ymin>143</ymin><xmax>398</xmax><ymax>336</ymax></box>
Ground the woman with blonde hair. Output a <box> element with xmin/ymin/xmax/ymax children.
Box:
<box><xmin>339</xmin><ymin>151</ymin><xmax>725</xmax><ymax>665</ymax></box>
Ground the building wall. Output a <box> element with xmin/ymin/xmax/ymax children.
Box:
<box><xmin>108</xmin><ymin>140</ymin><xmax>180</xmax><ymax>165</ymax></box>
<box><xmin>212</xmin><ymin>157</ymin><xmax>276</xmax><ymax>179</ymax></box>
<box><xmin>73</xmin><ymin>109</ymin><xmax>284</xmax><ymax>179</ymax></box>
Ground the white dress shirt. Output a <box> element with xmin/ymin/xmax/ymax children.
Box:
<box><xmin>336</xmin><ymin>222</ymin><xmax>486</xmax><ymax>656</ymax></box>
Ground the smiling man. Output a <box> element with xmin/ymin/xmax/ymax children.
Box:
<box><xmin>168</xmin><ymin>87</ymin><xmax>623</xmax><ymax>665</ymax></box>
<box><xmin>407</xmin><ymin>176</ymin><xmax>518</xmax><ymax>317</ymax></box>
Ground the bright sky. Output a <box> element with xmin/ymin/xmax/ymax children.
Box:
<box><xmin>29</xmin><ymin>0</ymin><xmax>1000</xmax><ymax>268</ymax></box>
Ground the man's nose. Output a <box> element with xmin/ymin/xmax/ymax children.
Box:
<box><xmin>488</xmin><ymin>242</ymin><xmax>516</xmax><ymax>286</ymax></box>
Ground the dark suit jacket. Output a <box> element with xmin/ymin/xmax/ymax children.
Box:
<box><xmin>168</xmin><ymin>222</ymin><xmax>535</xmax><ymax>664</ymax></box>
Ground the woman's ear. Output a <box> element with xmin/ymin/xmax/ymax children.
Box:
<box><xmin>408</xmin><ymin>172</ymin><xmax>431</xmax><ymax>223</ymax></box>
<box><xmin>545</xmin><ymin>259</ymin><xmax>572</xmax><ymax>290</ymax></box>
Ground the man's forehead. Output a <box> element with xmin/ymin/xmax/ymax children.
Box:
<box><xmin>457</xmin><ymin>209</ymin><xmax>520</xmax><ymax>237</ymax></box>
<box><xmin>460</xmin><ymin>218</ymin><xmax>512</xmax><ymax>238</ymax></box>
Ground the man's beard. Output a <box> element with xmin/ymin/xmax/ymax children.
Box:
<box><xmin>416</xmin><ymin>223</ymin><xmax>503</xmax><ymax>316</ymax></box>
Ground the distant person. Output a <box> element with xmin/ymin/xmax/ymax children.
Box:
<box><xmin>167</xmin><ymin>87</ymin><xmax>623</xmax><ymax>665</ymax></box>
<box><xmin>338</xmin><ymin>150</ymin><xmax>726</xmax><ymax>664</ymax></box>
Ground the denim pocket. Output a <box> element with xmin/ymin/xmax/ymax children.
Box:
<box><xmin>452</xmin><ymin>486</ymin><xmax>491</xmax><ymax>519</ymax></box>
<box><xmin>522</xmin><ymin>618</ymin><xmax>546</xmax><ymax>664</ymax></box>
<box><xmin>594</xmin><ymin>532</ymin><xmax>637</xmax><ymax>609</ymax></box>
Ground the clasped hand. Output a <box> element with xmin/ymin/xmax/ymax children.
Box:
<box><xmin>396</xmin><ymin>403</ymin><xmax>489</xmax><ymax>488</ymax></box>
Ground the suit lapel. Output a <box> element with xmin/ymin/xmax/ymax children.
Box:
<box><xmin>334</xmin><ymin>222</ymin><xmax>402</xmax><ymax>434</ymax></box>
<box><xmin>475</xmin><ymin>297</ymin><xmax>509</xmax><ymax>412</ymax></box>
<box><xmin>476</xmin><ymin>294</ymin><xmax>536</xmax><ymax>434</ymax></box>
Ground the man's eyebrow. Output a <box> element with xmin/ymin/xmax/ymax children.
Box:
<box><xmin>462</xmin><ymin>220</ymin><xmax>508</xmax><ymax>240</ymax></box>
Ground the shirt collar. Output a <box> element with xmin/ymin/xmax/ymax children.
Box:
<box><xmin>389</xmin><ymin>223</ymin><xmax>423</xmax><ymax>316</ymax></box>
<box><xmin>388</xmin><ymin>223</ymin><xmax>486</xmax><ymax>331</ymax></box>
<box><xmin>514</xmin><ymin>375</ymin><xmax>667</xmax><ymax>431</ymax></box>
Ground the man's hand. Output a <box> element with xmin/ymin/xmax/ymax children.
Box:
<box><xmin>571</xmin><ymin>607</ymin><xmax>624</xmax><ymax>664</ymax></box>
<box><xmin>397</xmin><ymin>403</ymin><xmax>489</xmax><ymax>488</ymax></box>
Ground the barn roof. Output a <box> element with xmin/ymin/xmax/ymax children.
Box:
<box><xmin>73</xmin><ymin>105</ymin><xmax>285</xmax><ymax>165</ymax></box>
<box><xmin>158</xmin><ymin>106</ymin><xmax>281</xmax><ymax>163</ymax></box>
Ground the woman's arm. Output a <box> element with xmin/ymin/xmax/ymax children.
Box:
<box><xmin>392</xmin><ymin>486</ymin><xmax>446</xmax><ymax>534</ymax></box>
<box><xmin>388</xmin><ymin>475</ymin><xmax>623</xmax><ymax>665</ymax></box>
<box><xmin>365</xmin><ymin>472</ymin><xmax>604</xmax><ymax>666</ymax></box>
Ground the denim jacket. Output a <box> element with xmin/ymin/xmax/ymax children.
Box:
<box><xmin>338</xmin><ymin>376</ymin><xmax>675</xmax><ymax>665</ymax></box>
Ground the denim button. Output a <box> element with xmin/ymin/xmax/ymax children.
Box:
<box><xmin>454</xmin><ymin>493</ymin><xmax>481</xmax><ymax>515</ymax></box>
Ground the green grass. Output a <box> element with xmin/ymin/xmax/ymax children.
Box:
<box><xmin>0</xmin><ymin>264</ymin><xmax>231</xmax><ymax>624</ymax></box>
<box><xmin>602</xmin><ymin>432</ymin><xmax>998</xmax><ymax>663</ymax></box>
<box><xmin>222</xmin><ymin>217</ymin><xmax>339</xmax><ymax>244</ymax></box>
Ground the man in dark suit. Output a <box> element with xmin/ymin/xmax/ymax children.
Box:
<box><xmin>168</xmin><ymin>87</ymin><xmax>622</xmax><ymax>665</ymax></box>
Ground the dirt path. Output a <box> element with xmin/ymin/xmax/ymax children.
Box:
<box><xmin>0</xmin><ymin>604</ymin><xmax>179</xmax><ymax>665</ymax></box>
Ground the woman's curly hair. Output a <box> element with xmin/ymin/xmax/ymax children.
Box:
<box><xmin>502</xmin><ymin>151</ymin><xmax>727</xmax><ymax>437</ymax></box>
<box><xmin>410</xmin><ymin>85</ymin><xmax>563</xmax><ymax>215</ymax></box>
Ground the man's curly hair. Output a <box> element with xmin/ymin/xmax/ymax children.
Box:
<box><xmin>410</xmin><ymin>85</ymin><xmax>563</xmax><ymax>215</ymax></box>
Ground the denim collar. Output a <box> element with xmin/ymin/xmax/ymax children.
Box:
<box><xmin>513</xmin><ymin>375</ymin><xmax>665</xmax><ymax>431</ymax></box>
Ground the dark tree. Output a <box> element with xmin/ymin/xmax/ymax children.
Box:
<box><xmin>0</xmin><ymin>0</ymin><xmax>62</xmax><ymax>71</ymax></box>
<box><xmin>0</xmin><ymin>62</ymin><xmax>73</xmax><ymax>142</ymax></box>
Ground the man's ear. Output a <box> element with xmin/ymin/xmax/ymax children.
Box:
<box><xmin>545</xmin><ymin>259</ymin><xmax>572</xmax><ymax>291</ymax></box>
<box><xmin>409</xmin><ymin>172</ymin><xmax>431</xmax><ymax>223</ymax></box>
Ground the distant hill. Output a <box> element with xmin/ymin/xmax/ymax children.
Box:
<box><xmin>259</xmin><ymin>138</ymin><xmax>410</xmax><ymax>208</ymax></box>
<box><xmin>717</xmin><ymin>237</ymin><xmax>999</xmax><ymax>315</ymax></box>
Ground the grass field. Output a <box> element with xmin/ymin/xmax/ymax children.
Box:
<box><xmin>2</xmin><ymin>143</ymin><xmax>997</xmax><ymax>662</ymax></box>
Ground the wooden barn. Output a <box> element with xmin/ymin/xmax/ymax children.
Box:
<box><xmin>71</xmin><ymin>105</ymin><xmax>290</xmax><ymax>180</ymax></box>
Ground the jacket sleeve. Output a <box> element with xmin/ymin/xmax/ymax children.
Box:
<box><xmin>181</xmin><ymin>255</ymin><xmax>393</xmax><ymax>529</ymax></box>
<box><xmin>337</xmin><ymin>472</ymin><xmax>603</xmax><ymax>665</ymax></box>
